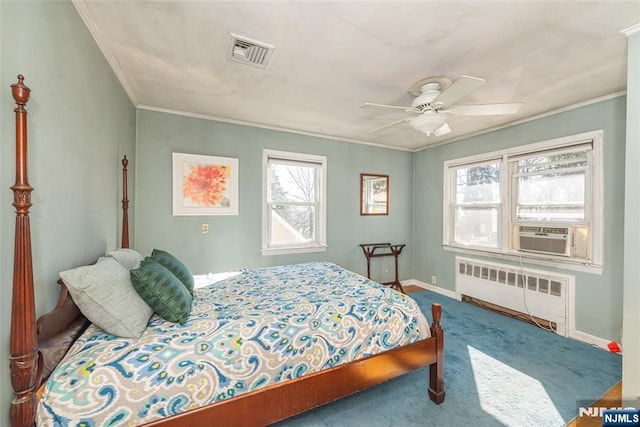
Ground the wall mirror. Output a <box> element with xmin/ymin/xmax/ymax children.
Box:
<box><xmin>360</xmin><ymin>173</ymin><xmax>389</xmax><ymax>216</ymax></box>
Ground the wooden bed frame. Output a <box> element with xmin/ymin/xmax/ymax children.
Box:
<box><xmin>8</xmin><ymin>75</ymin><xmax>445</xmax><ymax>427</ymax></box>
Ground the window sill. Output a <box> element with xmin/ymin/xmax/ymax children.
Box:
<box><xmin>442</xmin><ymin>244</ymin><xmax>603</xmax><ymax>275</ymax></box>
<box><xmin>261</xmin><ymin>245</ymin><xmax>328</xmax><ymax>256</ymax></box>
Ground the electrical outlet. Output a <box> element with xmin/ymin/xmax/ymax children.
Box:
<box><xmin>431</xmin><ymin>276</ymin><xmax>437</xmax><ymax>285</ymax></box>
<box><xmin>201</xmin><ymin>224</ymin><xmax>209</xmax><ymax>234</ymax></box>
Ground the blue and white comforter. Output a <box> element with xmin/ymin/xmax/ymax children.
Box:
<box><xmin>37</xmin><ymin>262</ymin><xmax>430</xmax><ymax>426</ymax></box>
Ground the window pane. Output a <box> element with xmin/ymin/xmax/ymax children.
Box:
<box><xmin>270</xmin><ymin>204</ymin><xmax>316</xmax><ymax>244</ymax></box>
<box><xmin>518</xmin><ymin>151</ymin><xmax>587</xmax><ymax>174</ymax></box>
<box><xmin>517</xmin><ymin>170</ymin><xmax>585</xmax><ymax>204</ymax></box>
<box><xmin>456</xmin><ymin>163</ymin><xmax>500</xmax><ymax>204</ymax></box>
<box><xmin>454</xmin><ymin>207</ymin><xmax>499</xmax><ymax>248</ymax></box>
<box><xmin>270</xmin><ymin>163</ymin><xmax>317</xmax><ymax>203</ymax></box>
<box><xmin>516</xmin><ymin>170</ymin><xmax>585</xmax><ymax>221</ymax></box>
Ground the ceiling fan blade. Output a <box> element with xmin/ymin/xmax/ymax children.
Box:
<box><xmin>432</xmin><ymin>75</ymin><xmax>485</xmax><ymax>108</ymax></box>
<box><xmin>447</xmin><ymin>102</ymin><xmax>523</xmax><ymax>116</ymax></box>
<box><xmin>434</xmin><ymin>122</ymin><xmax>452</xmax><ymax>137</ymax></box>
<box><xmin>359</xmin><ymin>102</ymin><xmax>418</xmax><ymax>113</ymax></box>
<box><xmin>369</xmin><ymin>117</ymin><xmax>411</xmax><ymax>133</ymax></box>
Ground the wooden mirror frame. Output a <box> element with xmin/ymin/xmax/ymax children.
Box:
<box><xmin>360</xmin><ymin>173</ymin><xmax>389</xmax><ymax>216</ymax></box>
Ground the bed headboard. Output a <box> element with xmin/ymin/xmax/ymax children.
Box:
<box><xmin>8</xmin><ymin>75</ymin><xmax>132</xmax><ymax>427</ymax></box>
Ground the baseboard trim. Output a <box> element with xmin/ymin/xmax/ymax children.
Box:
<box><xmin>404</xmin><ymin>279</ymin><xmax>459</xmax><ymax>300</ymax></box>
<box><xmin>571</xmin><ymin>329</ymin><xmax>619</xmax><ymax>352</ymax></box>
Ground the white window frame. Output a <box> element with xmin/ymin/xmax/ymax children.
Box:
<box><xmin>509</xmin><ymin>144</ymin><xmax>592</xmax><ymax>226</ymax></box>
<box><xmin>449</xmin><ymin>159</ymin><xmax>503</xmax><ymax>250</ymax></box>
<box><xmin>443</xmin><ymin>130</ymin><xmax>604</xmax><ymax>273</ymax></box>
<box><xmin>262</xmin><ymin>149</ymin><xmax>327</xmax><ymax>256</ymax></box>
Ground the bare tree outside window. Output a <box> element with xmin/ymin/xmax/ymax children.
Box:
<box><xmin>263</xmin><ymin>150</ymin><xmax>327</xmax><ymax>254</ymax></box>
<box><xmin>453</xmin><ymin>162</ymin><xmax>501</xmax><ymax>248</ymax></box>
<box><xmin>269</xmin><ymin>163</ymin><xmax>318</xmax><ymax>242</ymax></box>
<box><xmin>515</xmin><ymin>151</ymin><xmax>587</xmax><ymax>222</ymax></box>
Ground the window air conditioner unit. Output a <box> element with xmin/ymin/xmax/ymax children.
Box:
<box><xmin>518</xmin><ymin>226</ymin><xmax>570</xmax><ymax>256</ymax></box>
<box><xmin>516</xmin><ymin>225</ymin><xmax>590</xmax><ymax>259</ymax></box>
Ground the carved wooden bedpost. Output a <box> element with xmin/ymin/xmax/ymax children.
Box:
<box><xmin>428</xmin><ymin>303</ymin><xmax>445</xmax><ymax>404</ymax></box>
<box><xmin>9</xmin><ymin>75</ymin><xmax>39</xmax><ymax>427</ymax></box>
<box><xmin>121</xmin><ymin>155</ymin><xmax>130</xmax><ymax>249</ymax></box>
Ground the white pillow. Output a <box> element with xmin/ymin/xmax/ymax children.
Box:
<box><xmin>59</xmin><ymin>257</ymin><xmax>153</xmax><ymax>338</ymax></box>
<box><xmin>107</xmin><ymin>248</ymin><xmax>144</xmax><ymax>270</ymax></box>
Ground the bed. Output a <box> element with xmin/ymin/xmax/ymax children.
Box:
<box><xmin>8</xmin><ymin>75</ymin><xmax>444</xmax><ymax>427</ymax></box>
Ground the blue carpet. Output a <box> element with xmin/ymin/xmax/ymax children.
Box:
<box><xmin>274</xmin><ymin>291</ymin><xmax>621</xmax><ymax>427</ymax></box>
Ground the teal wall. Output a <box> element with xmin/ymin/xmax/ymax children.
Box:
<box><xmin>0</xmin><ymin>1</ymin><xmax>136</xmax><ymax>425</ymax></box>
<box><xmin>135</xmin><ymin>109</ymin><xmax>415</xmax><ymax>280</ymax></box>
<box><xmin>414</xmin><ymin>96</ymin><xmax>627</xmax><ymax>341</ymax></box>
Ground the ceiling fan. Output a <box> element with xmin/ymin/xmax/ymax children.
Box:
<box><xmin>360</xmin><ymin>75</ymin><xmax>522</xmax><ymax>137</ymax></box>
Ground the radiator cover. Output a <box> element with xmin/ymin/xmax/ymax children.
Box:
<box><xmin>455</xmin><ymin>256</ymin><xmax>572</xmax><ymax>336</ymax></box>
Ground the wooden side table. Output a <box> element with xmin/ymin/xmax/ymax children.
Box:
<box><xmin>359</xmin><ymin>243</ymin><xmax>406</xmax><ymax>293</ymax></box>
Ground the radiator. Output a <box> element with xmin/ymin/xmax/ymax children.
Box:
<box><xmin>455</xmin><ymin>256</ymin><xmax>572</xmax><ymax>336</ymax></box>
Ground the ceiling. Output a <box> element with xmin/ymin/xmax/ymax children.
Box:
<box><xmin>73</xmin><ymin>1</ymin><xmax>639</xmax><ymax>151</ymax></box>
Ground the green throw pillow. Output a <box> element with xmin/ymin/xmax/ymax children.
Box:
<box><xmin>150</xmin><ymin>248</ymin><xmax>194</xmax><ymax>295</ymax></box>
<box><xmin>130</xmin><ymin>259</ymin><xmax>192</xmax><ymax>324</ymax></box>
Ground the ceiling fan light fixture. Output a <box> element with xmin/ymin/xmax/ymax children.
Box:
<box><xmin>361</xmin><ymin>75</ymin><xmax>518</xmax><ymax>139</ymax></box>
<box><xmin>410</xmin><ymin>112</ymin><xmax>448</xmax><ymax>136</ymax></box>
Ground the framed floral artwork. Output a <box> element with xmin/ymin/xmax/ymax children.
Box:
<box><xmin>172</xmin><ymin>153</ymin><xmax>239</xmax><ymax>215</ymax></box>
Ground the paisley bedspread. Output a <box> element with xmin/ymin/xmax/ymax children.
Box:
<box><xmin>37</xmin><ymin>262</ymin><xmax>430</xmax><ymax>426</ymax></box>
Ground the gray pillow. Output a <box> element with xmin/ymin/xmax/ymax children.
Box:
<box><xmin>59</xmin><ymin>257</ymin><xmax>153</xmax><ymax>338</ymax></box>
<box><xmin>108</xmin><ymin>248</ymin><xmax>145</xmax><ymax>270</ymax></box>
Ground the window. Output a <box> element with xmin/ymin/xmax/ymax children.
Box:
<box><xmin>443</xmin><ymin>131</ymin><xmax>603</xmax><ymax>269</ymax></box>
<box><xmin>511</xmin><ymin>148</ymin><xmax>590</xmax><ymax>223</ymax></box>
<box><xmin>452</xmin><ymin>161</ymin><xmax>501</xmax><ymax>249</ymax></box>
<box><xmin>262</xmin><ymin>149</ymin><xmax>327</xmax><ymax>255</ymax></box>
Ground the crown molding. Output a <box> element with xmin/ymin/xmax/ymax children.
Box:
<box><xmin>137</xmin><ymin>105</ymin><xmax>415</xmax><ymax>152</ymax></box>
<box><xmin>621</xmin><ymin>22</ymin><xmax>640</xmax><ymax>36</ymax></box>
<box><xmin>72</xmin><ymin>1</ymin><xmax>138</xmax><ymax>105</ymax></box>
<box><xmin>417</xmin><ymin>91</ymin><xmax>627</xmax><ymax>151</ymax></box>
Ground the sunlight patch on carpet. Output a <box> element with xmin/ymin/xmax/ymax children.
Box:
<box><xmin>468</xmin><ymin>345</ymin><xmax>564</xmax><ymax>426</ymax></box>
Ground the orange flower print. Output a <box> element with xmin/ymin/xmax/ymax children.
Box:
<box><xmin>183</xmin><ymin>164</ymin><xmax>230</xmax><ymax>206</ymax></box>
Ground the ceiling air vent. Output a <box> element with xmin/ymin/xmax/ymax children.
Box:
<box><xmin>227</xmin><ymin>33</ymin><xmax>274</xmax><ymax>69</ymax></box>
